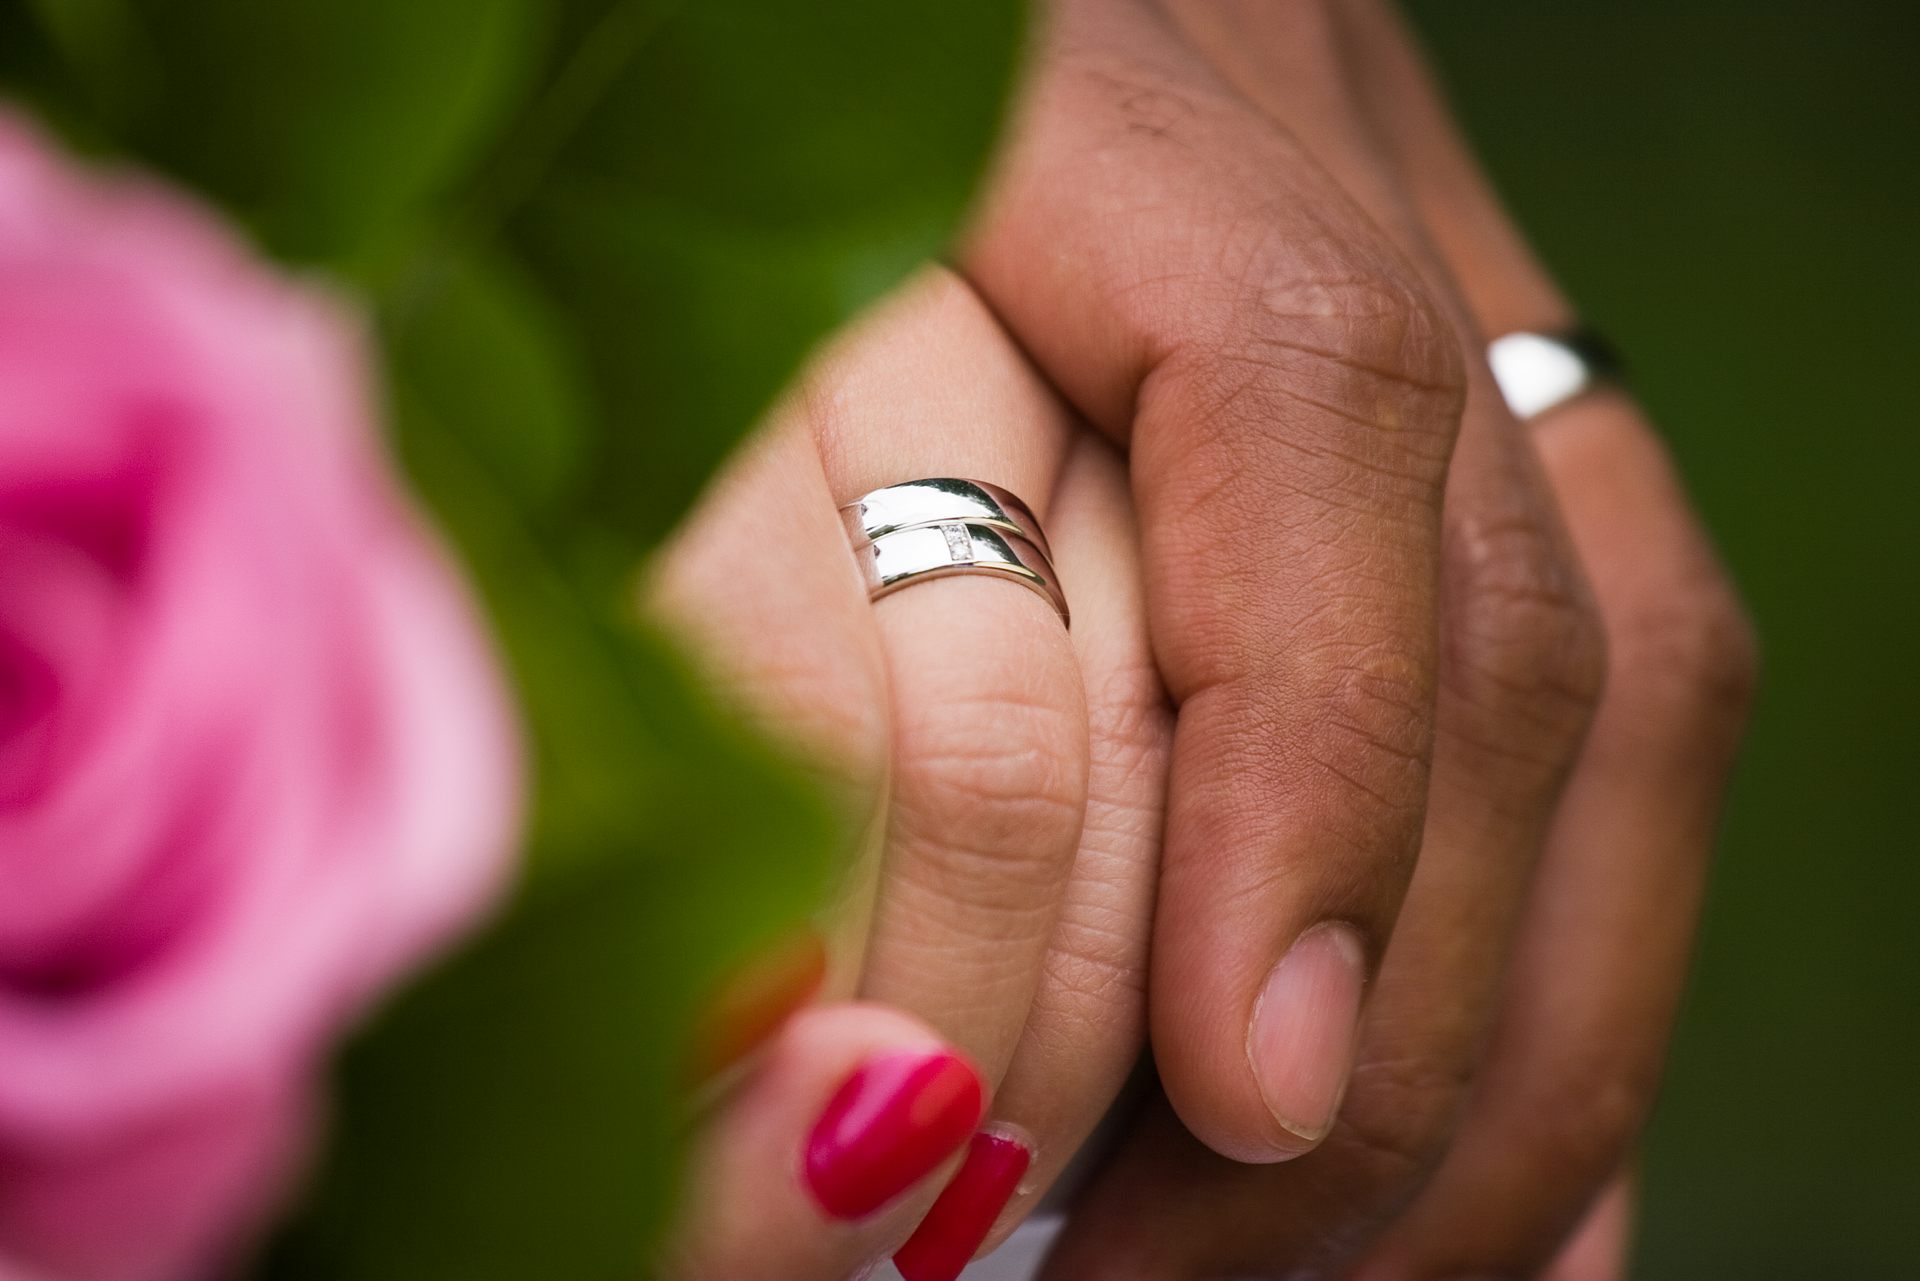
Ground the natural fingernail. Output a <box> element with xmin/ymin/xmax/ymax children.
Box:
<box><xmin>892</xmin><ymin>1130</ymin><xmax>1033</xmax><ymax>1281</ymax></box>
<box><xmin>1248</xmin><ymin>921</ymin><xmax>1368</xmax><ymax>1155</ymax></box>
<box><xmin>803</xmin><ymin>1049</ymin><xmax>985</xmax><ymax>1221</ymax></box>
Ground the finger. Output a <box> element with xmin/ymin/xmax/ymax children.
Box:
<box><xmin>1035</xmin><ymin>0</ymin><xmax>1613</xmax><ymax>1267</ymax></box>
<box><xmin>1542</xmin><ymin>1171</ymin><xmax>1636</xmax><ymax>1281</ymax></box>
<box><xmin>808</xmin><ymin>269</ymin><xmax>1088</xmax><ymax>1083</ymax></box>
<box><xmin>665</xmin><ymin>1003</ymin><xmax>985</xmax><ymax>1281</ymax></box>
<box><xmin>1351</xmin><ymin>397</ymin><xmax>1756</xmax><ymax>1278</ymax></box>
<box><xmin>963</xmin><ymin>0</ymin><xmax>1464</xmax><ymax>1162</ymax></box>
<box><xmin>1333</xmin><ymin>2</ymin><xmax>1758</xmax><ymax>1273</ymax></box>
<box><xmin>894</xmin><ymin>435</ymin><xmax>1169</xmax><ymax>1281</ymax></box>
<box><xmin>1165</xmin><ymin>0</ymin><xmax>1610</xmax><ymax>1201</ymax></box>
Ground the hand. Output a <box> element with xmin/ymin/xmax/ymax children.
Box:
<box><xmin>981</xmin><ymin>2</ymin><xmax>1755</xmax><ymax>1277</ymax></box>
<box><xmin>650</xmin><ymin>0</ymin><xmax>1758</xmax><ymax>1274</ymax></box>
<box><xmin>647</xmin><ymin>271</ymin><xmax>1173</xmax><ymax>1280</ymax></box>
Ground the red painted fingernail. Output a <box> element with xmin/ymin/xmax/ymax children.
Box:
<box><xmin>803</xmin><ymin>1049</ymin><xmax>985</xmax><ymax>1220</ymax></box>
<box><xmin>892</xmin><ymin>1130</ymin><xmax>1033</xmax><ymax>1281</ymax></box>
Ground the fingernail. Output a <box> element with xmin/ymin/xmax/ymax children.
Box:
<box><xmin>892</xmin><ymin>1130</ymin><xmax>1033</xmax><ymax>1281</ymax></box>
<box><xmin>803</xmin><ymin>1049</ymin><xmax>985</xmax><ymax>1221</ymax></box>
<box><xmin>1248</xmin><ymin>921</ymin><xmax>1368</xmax><ymax>1155</ymax></box>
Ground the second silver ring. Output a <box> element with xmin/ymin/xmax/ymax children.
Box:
<box><xmin>841</xmin><ymin>477</ymin><xmax>1053</xmax><ymax>561</ymax></box>
<box><xmin>855</xmin><ymin>521</ymin><xmax>1069</xmax><ymax>626</ymax></box>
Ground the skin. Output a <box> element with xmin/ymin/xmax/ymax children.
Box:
<box><xmin>653</xmin><ymin>276</ymin><xmax>1169</xmax><ymax>1281</ymax></box>
<box><xmin>653</xmin><ymin>2</ymin><xmax>1757</xmax><ymax>1278</ymax></box>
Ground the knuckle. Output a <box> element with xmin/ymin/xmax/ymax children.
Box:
<box><xmin>1512</xmin><ymin>1063</ymin><xmax>1658</xmax><ymax>1187</ymax></box>
<box><xmin>1608</xmin><ymin>572</ymin><xmax>1760</xmax><ymax>732</ymax></box>
<box><xmin>1029</xmin><ymin>909</ymin><xmax>1150</xmax><ymax>1044</ymax></box>
<box><xmin>890</xmin><ymin>678</ymin><xmax>1090</xmax><ymax>890</ymax></box>
<box><xmin>1131</xmin><ymin>260</ymin><xmax>1463</xmax><ymax>666</ymax></box>
<box><xmin>1317</xmin><ymin>640</ymin><xmax>1436</xmax><ymax>786</ymax></box>
<box><xmin>1288</xmin><ymin>638</ymin><xmax>1436</xmax><ymax>861</ymax></box>
<box><xmin>1245</xmin><ymin>249</ymin><xmax>1466</xmax><ymax>414</ymax></box>
<box><xmin>1058</xmin><ymin>41</ymin><xmax>1467</xmax><ymax>463</ymax></box>
<box><xmin>1443</xmin><ymin>508</ymin><xmax>1608</xmax><ymax>759</ymax></box>
<box><xmin>1166</xmin><ymin>249</ymin><xmax>1465</xmax><ymax>499</ymax></box>
<box><xmin>1188</xmin><ymin>640</ymin><xmax>1436</xmax><ymax>870</ymax></box>
<box><xmin>1333</xmin><ymin>1050</ymin><xmax>1474</xmax><ymax>1192</ymax></box>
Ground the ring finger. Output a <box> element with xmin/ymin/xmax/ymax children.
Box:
<box><xmin>809</xmin><ymin>268</ymin><xmax>1089</xmax><ymax>1087</ymax></box>
<box><xmin>893</xmin><ymin>432</ymin><xmax>1172</xmax><ymax>1281</ymax></box>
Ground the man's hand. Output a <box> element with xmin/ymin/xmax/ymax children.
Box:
<box><xmin>950</xmin><ymin>2</ymin><xmax>1754</xmax><ymax>1277</ymax></box>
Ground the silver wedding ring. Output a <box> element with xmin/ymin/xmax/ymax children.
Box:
<box><xmin>842</xmin><ymin>477</ymin><xmax>1052</xmax><ymax>559</ymax></box>
<box><xmin>1488</xmin><ymin>327</ymin><xmax>1623</xmax><ymax>422</ymax></box>
<box><xmin>842</xmin><ymin>478</ymin><xmax>1068</xmax><ymax>625</ymax></box>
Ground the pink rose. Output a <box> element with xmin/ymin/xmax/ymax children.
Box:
<box><xmin>0</xmin><ymin>110</ymin><xmax>523</xmax><ymax>1279</ymax></box>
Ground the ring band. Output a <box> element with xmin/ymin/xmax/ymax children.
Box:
<box><xmin>840</xmin><ymin>477</ymin><xmax>1052</xmax><ymax>561</ymax></box>
<box><xmin>1487</xmin><ymin>327</ymin><xmax>1624</xmax><ymax>422</ymax></box>
<box><xmin>844</xmin><ymin>477</ymin><xmax>1070</xmax><ymax>626</ymax></box>
<box><xmin>856</xmin><ymin>521</ymin><xmax>1069</xmax><ymax>625</ymax></box>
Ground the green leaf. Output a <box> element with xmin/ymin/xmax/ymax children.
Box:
<box><xmin>383</xmin><ymin>244</ymin><xmax>590</xmax><ymax>516</ymax></box>
<box><xmin>25</xmin><ymin>0</ymin><xmax>540</xmax><ymax>262</ymax></box>
<box><xmin>456</xmin><ymin>0</ymin><xmax>1029</xmax><ymax>544</ymax></box>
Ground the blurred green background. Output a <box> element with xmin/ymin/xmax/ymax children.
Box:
<box><xmin>1406</xmin><ymin>2</ymin><xmax>1919</xmax><ymax>1275</ymax></box>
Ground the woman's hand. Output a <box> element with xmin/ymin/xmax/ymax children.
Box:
<box><xmin>648</xmin><ymin>271</ymin><xmax>1173</xmax><ymax>1280</ymax></box>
